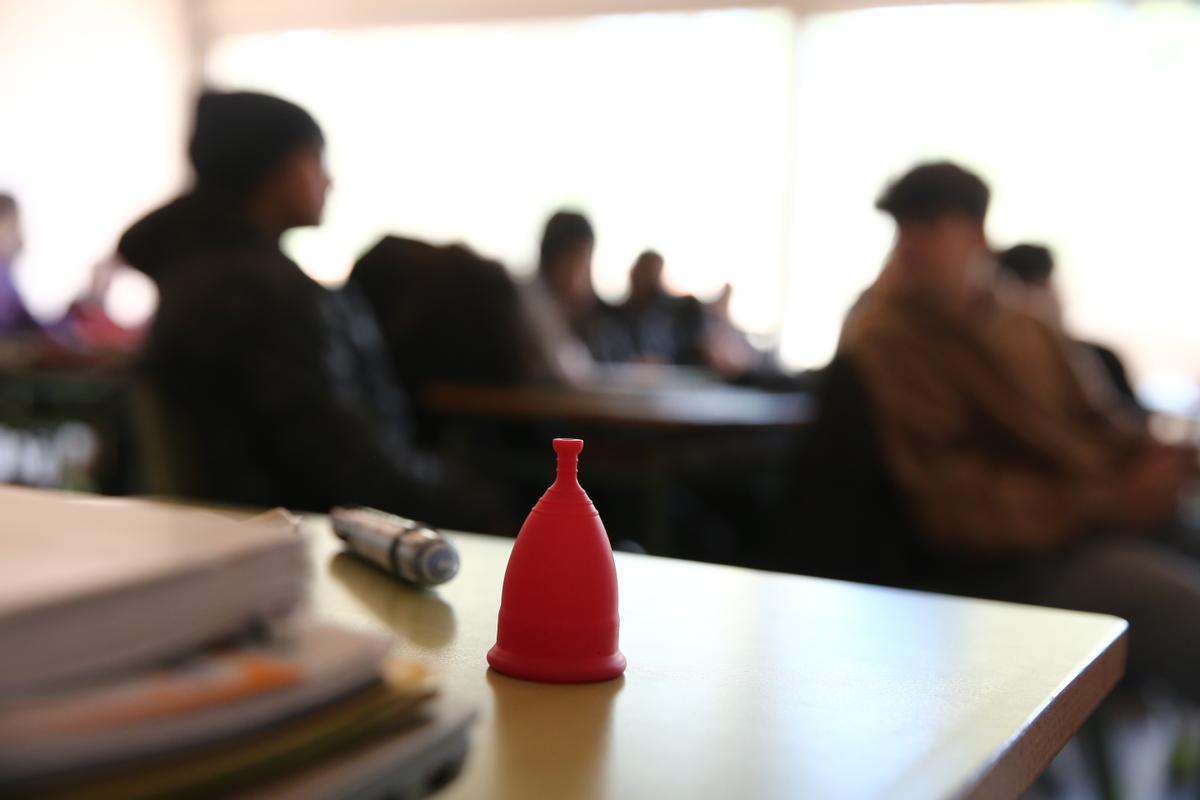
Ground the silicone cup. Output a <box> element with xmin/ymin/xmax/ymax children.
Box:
<box><xmin>487</xmin><ymin>438</ymin><xmax>626</xmax><ymax>682</ymax></box>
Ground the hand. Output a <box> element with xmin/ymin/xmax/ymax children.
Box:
<box><xmin>1114</xmin><ymin>445</ymin><xmax>1190</xmax><ymax>529</ymax></box>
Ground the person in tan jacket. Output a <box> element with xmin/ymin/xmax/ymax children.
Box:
<box><xmin>841</xmin><ymin>161</ymin><xmax>1200</xmax><ymax>699</ymax></box>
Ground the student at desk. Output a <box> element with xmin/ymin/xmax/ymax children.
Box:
<box><xmin>521</xmin><ymin>211</ymin><xmax>629</xmax><ymax>383</ymax></box>
<box><xmin>840</xmin><ymin>161</ymin><xmax>1200</xmax><ymax>701</ymax></box>
<box><xmin>118</xmin><ymin>91</ymin><xmax>503</xmax><ymax>530</ymax></box>
<box><xmin>0</xmin><ymin>194</ymin><xmax>37</xmax><ymax>336</ymax></box>
<box><xmin>616</xmin><ymin>250</ymin><xmax>707</xmax><ymax>366</ymax></box>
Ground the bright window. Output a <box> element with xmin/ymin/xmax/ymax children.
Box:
<box><xmin>205</xmin><ymin>9</ymin><xmax>794</xmax><ymax>337</ymax></box>
<box><xmin>208</xmin><ymin>3</ymin><xmax>1200</xmax><ymax>403</ymax></box>
<box><xmin>783</xmin><ymin>2</ymin><xmax>1200</xmax><ymax>402</ymax></box>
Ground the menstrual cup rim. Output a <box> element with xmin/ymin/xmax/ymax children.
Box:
<box><xmin>486</xmin><ymin>644</ymin><xmax>626</xmax><ymax>683</ymax></box>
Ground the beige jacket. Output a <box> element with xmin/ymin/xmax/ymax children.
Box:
<box><xmin>840</xmin><ymin>287</ymin><xmax>1145</xmax><ymax>556</ymax></box>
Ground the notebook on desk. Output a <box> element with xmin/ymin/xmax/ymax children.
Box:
<box><xmin>0</xmin><ymin>620</ymin><xmax>473</xmax><ymax>799</ymax></box>
<box><xmin>0</xmin><ymin>486</ymin><xmax>307</xmax><ymax>696</ymax></box>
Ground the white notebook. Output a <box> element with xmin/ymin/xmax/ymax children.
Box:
<box><xmin>0</xmin><ymin>487</ymin><xmax>307</xmax><ymax>696</ymax></box>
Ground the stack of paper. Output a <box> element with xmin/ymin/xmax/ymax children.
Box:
<box><xmin>0</xmin><ymin>623</ymin><xmax>464</xmax><ymax>798</ymax></box>
<box><xmin>0</xmin><ymin>488</ymin><xmax>472</xmax><ymax>799</ymax></box>
<box><xmin>0</xmin><ymin>488</ymin><xmax>307</xmax><ymax>694</ymax></box>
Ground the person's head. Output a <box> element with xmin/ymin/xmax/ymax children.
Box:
<box><xmin>996</xmin><ymin>243</ymin><xmax>1063</xmax><ymax>324</ymax></box>
<box><xmin>996</xmin><ymin>244</ymin><xmax>1053</xmax><ymax>286</ymax></box>
<box><xmin>876</xmin><ymin>162</ymin><xmax>991</xmax><ymax>299</ymax></box>
<box><xmin>0</xmin><ymin>194</ymin><xmax>22</xmax><ymax>267</ymax></box>
<box><xmin>628</xmin><ymin>250</ymin><xmax>665</xmax><ymax>303</ymax></box>
<box><xmin>538</xmin><ymin>211</ymin><xmax>595</xmax><ymax>312</ymax></box>
<box><xmin>188</xmin><ymin>90</ymin><xmax>329</xmax><ymax>233</ymax></box>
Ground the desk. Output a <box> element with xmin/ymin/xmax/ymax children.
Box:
<box><xmin>422</xmin><ymin>382</ymin><xmax>813</xmax><ymax>431</ymax></box>
<box><xmin>422</xmin><ymin>383</ymin><xmax>812</xmax><ymax>556</ymax></box>
<box><xmin>306</xmin><ymin>521</ymin><xmax>1127</xmax><ymax>799</ymax></box>
<box><xmin>0</xmin><ymin>362</ymin><xmax>130</xmax><ymax>491</ymax></box>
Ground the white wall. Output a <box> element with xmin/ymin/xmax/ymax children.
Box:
<box><xmin>0</xmin><ymin>0</ymin><xmax>195</xmax><ymax>320</ymax></box>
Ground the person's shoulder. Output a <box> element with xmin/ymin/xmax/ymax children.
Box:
<box><xmin>161</xmin><ymin>246</ymin><xmax>315</xmax><ymax>318</ymax></box>
<box><xmin>841</xmin><ymin>289</ymin><xmax>901</xmax><ymax>344</ymax></box>
<box><xmin>519</xmin><ymin>275</ymin><xmax>555</xmax><ymax>309</ymax></box>
<box><xmin>1077</xmin><ymin>340</ymin><xmax>1136</xmax><ymax>389</ymax></box>
<box><xmin>1080</xmin><ymin>340</ymin><xmax>1121</xmax><ymax>364</ymax></box>
<box><xmin>988</xmin><ymin>295</ymin><xmax>1068</xmax><ymax>353</ymax></box>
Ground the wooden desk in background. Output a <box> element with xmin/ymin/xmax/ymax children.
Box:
<box><xmin>422</xmin><ymin>382</ymin><xmax>813</xmax><ymax>431</ymax></box>
<box><xmin>307</xmin><ymin>520</ymin><xmax>1127</xmax><ymax>799</ymax></box>
<box><xmin>0</xmin><ymin>359</ymin><xmax>132</xmax><ymax>492</ymax></box>
<box><xmin>421</xmin><ymin>382</ymin><xmax>813</xmax><ymax>556</ymax></box>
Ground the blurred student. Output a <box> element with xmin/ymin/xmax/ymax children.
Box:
<box><xmin>55</xmin><ymin>257</ymin><xmax>149</xmax><ymax>353</ymax></box>
<box><xmin>616</xmin><ymin>250</ymin><xmax>706</xmax><ymax>366</ymax></box>
<box><xmin>996</xmin><ymin>243</ymin><xmax>1142</xmax><ymax>417</ymax></box>
<box><xmin>118</xmin><ymin>90</ymin><xmax>501</xmax><ymax>530</ymax></box>
<box><xmin>0</xmin><ymin>194</ymin><xmax>37</xmax><ymax>334</ymax></box>
<box><xmin>840</xmin><ymin>161</ymin><xmax>1200</xmax><ymax>699</ymax></box>
<box><xmin>520</xmin><ymin>211</ymin><xmax>602</xmax><ymax>383</ymax></box>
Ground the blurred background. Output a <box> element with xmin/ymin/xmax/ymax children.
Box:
<box><xmin>4</xmin><ymin>0</ymin><xmax>1200</xmax><ymax>400</ymax></box>
<box><xmin>6</xmin><ymin>3</ymin><xmax>1200</xmax><ymax>796</ymax></box>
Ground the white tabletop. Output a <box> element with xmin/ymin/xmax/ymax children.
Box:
<box><xmin>305</xmin><ymin>521</ymin><xmax>1126</xmax><ymax>800</ymax></box>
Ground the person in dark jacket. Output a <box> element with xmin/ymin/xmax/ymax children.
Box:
<box><xmin>616</xmin><ymin>250</ymin><xmax>706</xmax><ymax>366</ymax></box>
<box><xmin>118</xmin><ymin>90</ymin><xmax>504</xmax><ymax>531</ymax></box>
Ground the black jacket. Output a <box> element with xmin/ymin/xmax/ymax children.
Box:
<box><xmin>119</xmin><ymin>194</ymin><xmax>501</xmax><ymax>529</ymax></box>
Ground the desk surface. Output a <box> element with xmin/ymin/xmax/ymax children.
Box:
<box><xmin>306</xmin><ymin>522</ymin><xmax>1126</xmax><ymax>800</ymax></box>
<box><xmin>422</xmin><ymin>382</ymin><xmax>813</xmax><ymax>431</ymax></box>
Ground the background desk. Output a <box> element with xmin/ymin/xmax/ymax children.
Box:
<box><xmin>0</xmin><ymin>359</ymin><xmax>131</xmax><ymax>492</ymax></box>
<box><xmin>306</xmin><ymin>521</ymin><xmax>1126</xmax><ymax>799</ymax></box>
<box><xmin>421</xmin><ymin>382</ymin><xmax>812</xmax><ymax>557</ymax></box>
<box><xmin>421</xmin><ymin>381</ymin><xmax>813</xmax><ymax>432</ymax></box>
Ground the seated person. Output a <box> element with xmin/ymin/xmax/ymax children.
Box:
<box><xmin>520</xmin><ymin>211</ymin><xmax>627</xmax><ymax>382</ymax></box>
<box><xmin>0</xmin><ymin>193</ymin><xmax>37</xmax><ymax>335</ymax></box>
<box><xmin>996</xmin><ymin>242</ymin><xmax>1143</xmax><ymax>418</ymax></box>
<box><xmin>616</xmin><ymin>250</ymin><xmax>707</xmax><ymax>366</ymax></box>
<box><xmin>348</xmin><ymin>235</ymin><xmax>551</xmax><ymax>400</ymax></box>
<box><xmin>118</xmin><ymin>90</ymin><xmax>502</xmax><ymax>531</ymax></box>
<box><xmin>616</xmin><ymin>255</ymin><xmax>763</xmax><ymax>380</ymax></box>
<box><xmin>55</xmin><ymin>257</ymin><xmax>150</xmax><ymax>354</ymax></box>
<box><xmin>840</xmin><ymin>161</ymin><xmax>1200</xmax><ymax>700</ymax></box>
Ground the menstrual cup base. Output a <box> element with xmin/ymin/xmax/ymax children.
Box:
<box><xmin>487</xmin><ymin>644</ymin><xmax>626</xmax><ymax>684</ymax></box>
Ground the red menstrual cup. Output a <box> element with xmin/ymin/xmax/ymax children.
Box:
<box><xmin>487</xmin><ymin>438</ymin><xmax>626</xmax><ymax>682</ymax></box>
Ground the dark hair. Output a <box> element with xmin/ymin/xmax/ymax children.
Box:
<box><xmin>0</xmin><ymin>193</ymin><xmax>16</xmax><ymax>218</ymax></box>
<box><xmin>997</xmin><ymin>243</ymin><xmax>1054</xmax><ymax>285</ymax></box>
<box><xmin>876</xmin><ymin>162</ymin><xmax>990</xmax><ymax>224</ymax></box>
<box><xmin>188</xmin><ymin>90</ymin><xmax>324</xmax><ymax>197</ymax></box>
<box><xmin>539</xmin><ymin>211</ymin><xmax>594</xmax><ymax>275</ymax></box>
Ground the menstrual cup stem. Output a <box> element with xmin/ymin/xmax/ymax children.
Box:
<box><xmin>553</xmin><ymin>438</ymin><xmax>584</xmax><ymax>487</ymax></box>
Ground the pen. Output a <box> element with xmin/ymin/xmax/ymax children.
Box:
<box><xmin>331</xmin><ymin>507</ymin><xmax>460</xmax><ymax>587</ymax></box>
